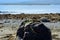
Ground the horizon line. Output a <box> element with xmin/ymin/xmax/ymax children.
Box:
<box><xmin>0</xmin><ymin>3</ymin><xmax>60</xmax><ymax>5</ymax></box>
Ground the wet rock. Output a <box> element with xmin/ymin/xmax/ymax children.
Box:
<box><xmin>17</xmin><ymin>22</ymin><xmax>52</xmax><ymax>40</ymax></box>
<box><xmin>40</xmin><ymin>17</ymin><xmax>50</xmax><ymax>22</ymax></box>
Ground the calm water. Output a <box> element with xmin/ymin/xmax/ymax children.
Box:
<box><xmin>0</xmin><ymin>19</ymin><xmax>60</xmax><ymax>29</ymax></box>
<box><xmin>43</xmin><ymin>22</ymin><xmax>60</xmax><ymax>29</ymax></box>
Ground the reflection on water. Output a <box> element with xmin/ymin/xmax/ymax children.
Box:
<box><xmin>0</xmin><ymin>19</ymin><xmax>60</xmax><ymax>40</ymax></box>
<box><xmin>0</xmin><ymin>19</ymin><xmax>60</xmax><ymax>29</ymax></box>
<box><xmin>43</xmin><ymin>22</ymin><xmax>60</xmax><ymax>29</ymax></box>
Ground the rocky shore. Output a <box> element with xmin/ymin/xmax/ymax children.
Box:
<box><xmin>0</xmin><ymin>19</ymin><xmax>60</xmax><ymax>40</ymax></box>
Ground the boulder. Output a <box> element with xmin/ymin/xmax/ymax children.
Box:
<box><xmin>17</xmin><ymin>22</ymin><xmax>52</xmax><ymax>40</ymax></box>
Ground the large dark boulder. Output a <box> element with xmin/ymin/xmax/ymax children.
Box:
<box><xmin>17</xmin><ymin>22</ymin><xmax>52</xmax><ymax>40</ymax></box>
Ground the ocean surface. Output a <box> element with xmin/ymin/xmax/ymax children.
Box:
<box><xmin>0</xmin><ymin>5</ymin><xmax>60</xmax><ymax>14</ymax></box>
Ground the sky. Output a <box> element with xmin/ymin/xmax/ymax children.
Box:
<box><xmin>0</xmin><ymin>0</ymin><xmax>60</xmax><ymax>14</ymax></box>
<box><xmin>0</xmin><ymin>0</ymin><xmax>60</xmax><ymax>5</ymax></box>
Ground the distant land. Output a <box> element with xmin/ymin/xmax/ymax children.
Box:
<box><xmin>0</xmin><ymin>2</ymin><xmax>60</xmax><ymax>5</ymax></box>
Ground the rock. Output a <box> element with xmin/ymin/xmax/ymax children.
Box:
<box><xmin>40</xmin><ymin>17</ymin><xmax>50</xmax><ymax>22</ymax></box>
<box><xmin>17</xmin><ymin>22</ymin><xmax>52</xmax><ymax>40</ymax></box>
